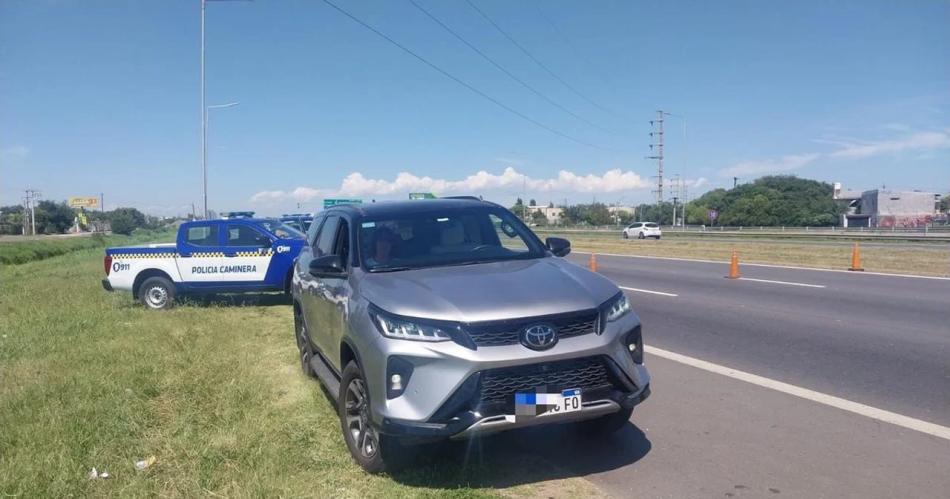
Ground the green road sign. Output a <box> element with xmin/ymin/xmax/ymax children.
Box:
<box><xmin>409</xmin><ymin>192</ymin><xmax>437</xmax><ymax>200</ymax></box>
<box><xmin>323</xmin><ymin>198</ymin><xmax>363</xmax><ymax>208</ymax></box>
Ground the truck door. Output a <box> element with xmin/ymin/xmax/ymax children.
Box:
<box><xmin>176</xmin><ymin>222</ymin><xmax>226</xmax><ymax>284</ymax></box>
<box><xmin>219</xmin><ymin>222</ymin><xmax>273</xmax><ymax>284</ymax></box>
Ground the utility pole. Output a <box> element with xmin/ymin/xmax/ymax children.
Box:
<box><xmin>24</xmin><ymin>189</ymin><xmax>40</xmax><ymax>235</ymax></box>
<box><xmin>733</xmin><ymin>176</ymin><xmax>739</xmax><ymax>188</ymax></box>
<box><xmin>672</xmin><ymin>196</ymin><xmax>678</xmax><ymax>227</ymax></box>
<box><xmin>647</xmin><ymin>110</ymin><xmax>665</xmax><ymax>204</ymax></box>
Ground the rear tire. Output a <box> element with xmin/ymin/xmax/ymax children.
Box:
<box><xmin>655</xmin><ymin>235</ymin><xmax>661</xmax><ymax>240</ymax></box>
<box><xmin>339</xmin><ymin>361</ymin><xmax>410</xmax><ymax>474</ymax></box>
<box><xmin>138</xmin><ymin>276</ymin><xmax>175</xmax><ymax>310</ymax></box>
<box><xmin>579</xmin><ymin>407</ymin><xmax>633</xmax><ymax>436</ymax></box>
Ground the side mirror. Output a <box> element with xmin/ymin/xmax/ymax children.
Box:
<box><xmin>309</xmin><ymin>255</ymin><xmax>346</xmax><ymax>278</ymax></box>
<box><xmin>546</xmin><ymin>237</ymin><xmax>571</xmax><ymax>257</ymax></box>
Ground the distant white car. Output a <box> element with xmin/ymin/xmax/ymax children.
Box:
<box><xmin>623</xmin><ymin>222</ymin><xmax>662</xmax><ymax>240</ymax></box>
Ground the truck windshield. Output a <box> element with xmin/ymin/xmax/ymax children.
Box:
<box><xmin>359</xmin><ymin>207</ymin><xmax>545</xmax><ymax>272</ymax></box>
<box><xmin>259</xmin><ymin>220</ymin><xmax>306</xmax><ymax>240</ymax></box>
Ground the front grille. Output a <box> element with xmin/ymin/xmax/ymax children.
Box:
<box><xmin>465</xmin><ymin>310</ymin><xmax>598</xmax><ymax>347</ymax></box>
<box><xmin>479</xmin><ymin>356</ymin><xmax>614</xmax><ymax>405</ymax></box>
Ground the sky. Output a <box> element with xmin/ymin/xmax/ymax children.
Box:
<box><xmin>1</xmin><ymin>0</ymin><xmax>948</xmax><ymax>217</ymax></box>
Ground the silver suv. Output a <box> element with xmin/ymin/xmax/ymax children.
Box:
<box><xmin>292</xmin><ymin>198</ymin><xmax>651</xmax><ymax>473</ymax></box>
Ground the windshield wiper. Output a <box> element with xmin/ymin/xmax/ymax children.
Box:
<box><xmin>368</xmin><ymin>266</ymin><xmax>413</xmax><ymax>273</ymax></box>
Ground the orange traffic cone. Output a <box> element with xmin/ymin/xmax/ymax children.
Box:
<box><xmin>849</xmin><ymin>242</ymin><xmax>864</xmax><ymax>271</ymax></box>
<box><xmin>728</xmin><ymin>249</ymin><xmax>741</xmax><ymax>279</ymax></box>
<box><xmin>589</xmin><ymin>253</ymin><xmax>598</xmax><ymax>272</ymax></box>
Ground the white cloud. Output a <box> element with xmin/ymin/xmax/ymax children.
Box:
<box><xmin>720</xmin><ymin>153</ymin><xmax>819</xmax><ymax>178</ymax></box>
<box><xmin>828</xmin><ymin>130</ymin><xmax>950</xmax><ymax>159</ymax></box>
<box><xmin>250</xmin><ymin>167</ymin><xmax>650</xmax><ymax>204</ymax></box>
<box><xmin>720</xmin><ymin>127</ymin><xmax>950</xmax><ymax>178</ymax></box>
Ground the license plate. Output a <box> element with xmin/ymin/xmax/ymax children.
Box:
<box><xmin>514</xmin><ymin>388</ymin><xmax>583</xmax><ymax>417</ymax></box>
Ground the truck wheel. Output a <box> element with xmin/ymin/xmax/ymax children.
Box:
<box><xmin>579</xmin><ymin>407</ymin><xmax>633</xmax><ymax>437</ymax></box>
<box><xmin>339</xmin><ymin>361</ymin><xmax>410</xmax><ymax>474</ymax></box>
<box><xmin>139</xmin><ymin>276</ymin><xmax>175</xmax><ymax>310</ymax></box>
<box><xmin>294</xmin><ymin>308</ymin><xmax>315</xmax><ymax>378</ymax></box>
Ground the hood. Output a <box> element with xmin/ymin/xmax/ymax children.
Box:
<box><xmin>358</xmin><ymin>257</ymin><xmax>619</xmax><ymax>323</ymax></box>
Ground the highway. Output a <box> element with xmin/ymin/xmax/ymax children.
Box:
<box><xmin>443</xmin><ymin>252</ymin><xmax>950</xmax><ymax>498</ymax></box>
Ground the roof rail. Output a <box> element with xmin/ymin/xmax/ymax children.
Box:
<box><xmin>441</xmin><ymin>196</ymin><xmax>483</xmax><ymax>201</ymax></box>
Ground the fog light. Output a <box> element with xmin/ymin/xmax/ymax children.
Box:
<box><xmin>624</xmin><ymin>325</ymin><xmax>644</xmax><ymax>364</ymax></box>
<box><xmin>386</xmin><ymin>356</ymin><xmax>414</xmax><ymax>399</ymax></box>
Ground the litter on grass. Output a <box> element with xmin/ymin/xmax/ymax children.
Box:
<box><xmin>135</xmin><ymin>456</ymin><xmax>157</xmax><ymax>471</ymax></box>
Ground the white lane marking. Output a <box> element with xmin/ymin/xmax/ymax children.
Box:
<box><xmin>738</xmin><ymin>277</ymin><xmax>826</xmax><ymax>288</ymax></box>
<box><xmin>619</xmin><ymin>286</ymin><xmax>678</xmax><ymax>297</ymax></box>
<box><xmin>573</xmin><ymin>251</ymin><xmax>950</xmax><ymax>281</ymax></box>
<box><xmin>645</xmin><ymin>345</ymin><xmax>950</xmax><ymax>442</ymax></box>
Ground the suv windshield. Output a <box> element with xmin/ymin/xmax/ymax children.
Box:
<box><xmin>259</xmin><ymin>220</ymin><xmax>306</xmax><ymax>239</ymax></box>
<box><xmin>359</xmin><ymin>207</ymin><xmax>545</xmax><ymax>272</ymax></box>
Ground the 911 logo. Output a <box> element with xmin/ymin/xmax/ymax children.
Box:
<box><xmin>112</xmin><ymin>262</ymin><xmax>131</xmax><ymax>272</ymax></box>
<box><xmin>276</xmin><ymin>245</ymin><xmax>291</xmax><ymax>253</ymax></box>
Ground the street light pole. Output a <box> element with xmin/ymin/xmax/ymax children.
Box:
<box><xmin>201</xmin><ymin>0</ymin><xmax>207</xmax><ymax>219</ymax></box>
<box><xmin>201</xmin><ymin>0</ymin><xmax>248</xmax><ymax>220</ymax></box>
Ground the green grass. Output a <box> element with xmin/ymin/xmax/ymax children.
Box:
<box><xmin>0</xmin><ymin>229</ymin><xmax>175</xmax><ymax>265</ymax></box>
<box><xmin>0</xmin><ymin>247</ymin><xmax>601</xmax><ymax>498</ymax></box>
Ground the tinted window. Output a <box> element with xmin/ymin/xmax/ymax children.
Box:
<box><xmin>359</xmin><ymin>207</ymin><xmax>544</xmax><ymax>272</ymax></box>
<box><xmin>644</xmin><ymin>223</ymin><xmax>659</xmax><ymax>228</ymax></box>
<box><xmin>226</xmin><ymin>224</ymin><xmax>269</xmax><ymax>246</ymax></box>
<box><xmin>307</xmin><ymin>215</ymin><xmax>326</xmax><ymax>247</ymax></box>
<box><xmin>186</xmin><ymin>224</ymin><xmax>218</xmax><ymax>246</ymax></box>
<box><xmin>314</xmin><ymin>216</ymin><xmax>340</xmax><ymax>257</ymax></box>
<box><xmin>335</xmin><ymin>219</ymin><xmax>350</xmax><ymax>266</ymax></box>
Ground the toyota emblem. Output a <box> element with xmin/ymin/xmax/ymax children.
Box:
<box><xmin>521</xmin><ymin>324</ymin><xmax>558</xmax><ymax>350</ymax></box>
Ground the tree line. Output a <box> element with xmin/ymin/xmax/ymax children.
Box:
<box><xmin>0</xmin><ymin>201</ymin><xmax>165</xmax><ymax>235</ymax></box>
<box><xmin>510</xmin><ymin>176</ymin><xmax>866</xmax><ymax>227</ymax></box>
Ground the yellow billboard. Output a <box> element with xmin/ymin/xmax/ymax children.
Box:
<box><xmin>68</xmin><ymin>196</ymin><xmax>99</xmax><ymax>209</ymax></box>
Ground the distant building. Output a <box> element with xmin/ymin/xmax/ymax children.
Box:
<box><xmin>835</xmin><ymin>183</ymin><xmax>939</xmax><ymax>228</ymax></box>
<box><xmin>526</xmin><ymin>205</ymin><xmax>564</xmax><ymax>224</ymax></box>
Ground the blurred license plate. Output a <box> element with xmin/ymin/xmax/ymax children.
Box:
<box><xmin>515</xmin><ymin>388</ymin><xmax>582</xmax><ymax>415</ymax></box>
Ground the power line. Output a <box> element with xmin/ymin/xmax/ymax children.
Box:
<box><xmin>320</xmin><ymin>0</ymin><xmax>604</xmax><ymax>149</ymax></box>
<box><xmin>407</xmin><ymin>0</ymin><xmax>613</xmax><ymax>134</ymax></box>
<box><xmin>464</xmin><ymin>0</ymin><xmax>616</xmax><ymax>117</ymax></box>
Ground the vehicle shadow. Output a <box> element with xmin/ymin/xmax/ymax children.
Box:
<box><xmin>389</xmin><ymin>419</ymin><xmax>652</xmax><ymax>489</ymax></box>
<box><xmin>179</xmin><ymin>293</ymin><xmax>291</xmax><ymax>308</ymax></box>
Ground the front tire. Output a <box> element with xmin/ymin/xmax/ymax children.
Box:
<box><xmin>638</xmin><ymin>232</ymin><xmax>645</xmax><ymax>240</ymax></box>
<box><xmin>339</xmin><ymin>361</ymin><xmax>408</xmax><ymax>474</ymax></box>
<box><xmin>294</xmin><ymin>307</ymin><xmax>315</xmax><ymax>378</ymax></box>
<box><xmin>138</xmin><ymin>276</ymin><xmax>175</xmax><ymax>310</ymax></box>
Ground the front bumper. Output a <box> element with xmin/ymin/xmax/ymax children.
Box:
<box><xmin>380</xmin><ymin>383</ymin><xmax>650</xmax><ymax>442</ymax></box>
<box><xmin>101</xmin><ymin>279</ymin><xmax>113</xmax><ymax>292</ymax></box>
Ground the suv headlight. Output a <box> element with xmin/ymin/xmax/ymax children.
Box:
<box><xmin>369</xmin><ymin>306</ymin><xmax>452</xmax><ymax>342</ymax></box>
<box><xmin>599</xmin><ymin>292</ymin><xmax>631</xmax><ymax>332</ymax></box>
<box><xmin>604</xmin><ymin>293</ymin><xmax>631</xmax><ymax>322</ymax></box>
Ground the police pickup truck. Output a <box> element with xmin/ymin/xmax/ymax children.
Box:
<box><xmin>101</xmin><ymin>214</ymin><xmax>306</xmax><ymax>309</ymax></box>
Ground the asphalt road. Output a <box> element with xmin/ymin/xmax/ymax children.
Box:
<box><xmin>533</xmin><ymin>251</ymin><xmax>950</xmax><ymax>497</ymax></box>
